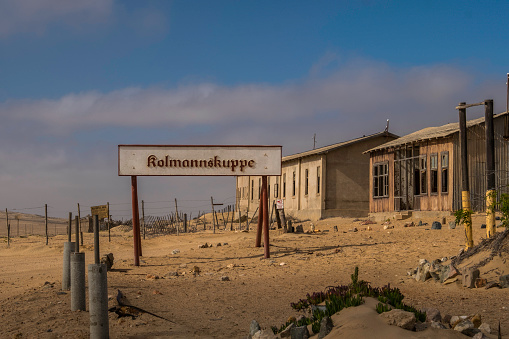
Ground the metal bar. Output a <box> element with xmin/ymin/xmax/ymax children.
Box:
<box><xmin>131</xmin><ymin>176</ymin><xmax>140</xmax><ymax>266</ymax></box>
<box><xmin>455</xmin><ymin>102</ymin><xmax>485</xmax><ymax>109</ymax></box>
<box><xmin>255</xmin><ymin>184</ymin><xmax>263</xmax><ymax>248</ymax></box>
<box><xmin>262</xmin><ymin>176</ymin><xmax>270</xmax><ymax>258</ymax></box>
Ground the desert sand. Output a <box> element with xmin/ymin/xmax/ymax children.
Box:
<box><xmin>0</xmin><ymin>213</ymin><xmax>507</xmax><ymax>338</ymax></box>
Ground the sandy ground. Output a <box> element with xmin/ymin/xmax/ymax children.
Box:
<box><xmin>0</xmin><ymin>214</ymin><xmax>508</xmax><ymax>338</ymax></box>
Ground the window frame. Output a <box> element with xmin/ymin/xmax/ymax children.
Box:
<box><xmin>441</xmin><ymin>151</ymin><xmax>449</xmax><ymax>194</ymax></box>
<box><xmin>430</xmin><ymin>153</ymin><xmax>438</xmax><ymax>194</ymax></box>
<box><xmin>372</xmin><ymin>161</ymin><xmax>389</xmax><ymax>198</ymax></box>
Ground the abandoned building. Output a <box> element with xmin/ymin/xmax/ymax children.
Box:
<box><xmin>236</xmin><ymin>131</ymin><xmax>398</xmax><ymax>220</ymax></box>
<box><xmin>365</xmin><ymin>111</ymin><xmax>509</xmax><ymax>220</ymax></box>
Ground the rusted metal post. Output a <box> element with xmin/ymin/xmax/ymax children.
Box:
<box><xmin>211</xmin><ymin>197</ymin><xmax>215</xmax><ymax>234</ymax></box>
<box><xmin>68</xmin><ymin>212</ymin><xmax>72</xmax><ymax>242</ymax></box>
<box><xmin>255</xmin><ymin>180</ymin><xmax>264</xmax><ymax>248</ymax></box>
<box><xmin>262</xmin><ymin>176</ymin><xmax>270</xmax><ymax>258</ymax></box>
<box><xmin>459</xmin><ymin>102</ymin><xmax>473</xmax><ymax>249</ymax></box>
<box><xmin>45</xmin><ymin>204</ymin><xmax>48</xmax><ymax>245</ymax></box>
<box><xmin>6</xmin><ymin>208</ymin><xmax>9</xmax><ymax>247</ymax></box>
<box><xmin>107</xmin><ymin>202</ymin><xmax>111</xmax><ymax>242</ymax></box>
<box><xmin>485</xmin><ymin>99</ymin><xmax>496</xmax><ymax>238</ymax></box>
<box><xmin>131</xmin><ymin>176</ymin><xmax>140</xmax><ymax>266</ymax></box>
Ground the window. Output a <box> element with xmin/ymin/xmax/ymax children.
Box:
<box><xmin>373</xmin><ymin>162</ymin><xmax>389</xmax><ymax>198</ymax></box>
<box><xmin>251</xmin><ymin>180</ymin><xmax>254</xmax><ymax>200</ymax></box>
<box><xmin>441</xmin><ymin>151</ymin><xmax>449</xmax><ymax>193</ymax></box>
<box><xmin>420</xmin><ymin>156</ymin><xmax>427</xmax><ymax>195</ymax></box>
<box><xmin>283</xmin><ymin>174</ymin><xmax>286</xmax><ymax>198</ymax></box>
<box><xmin>258</xmin><ymin>178</ymin><xmax>261</xmax><ymax>199</ymax></box>
<box><xmin>274</xmin><ymin>180</ymin><xmax>279</xmax><ymax>198</ymax></box>
<box><xmin>292</xmin><ymin>171</ymin><xmax>296</xmax><ymax>196</ymax></box>
<box><xmin>305</xmin><ymin>169</ymin><xmax>309</xmax><ymax>195</ymax></box>
<box><xmin>430</xmin><ymin>153</ymin><xmax>438</xmax><ymax>193</ymax></box>
<box><xmin>317</xmin><ymin>166</ymin><xmax>321</xmax><ymax>194</ymax></box>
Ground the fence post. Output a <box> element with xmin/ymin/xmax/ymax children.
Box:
<box><xmin>45</xmin><ymin>204</ymin><xmax>48</xmax><ymax>245</ymax></box>
<box><xmin>211</xmin><ymin>197</ymin><xmax>216</xmax><ymax>233</ymax></box>
<box><xmin>142</xmin><ymin>200</ymin><xmax>146</xmax><ymax>240</ymax></box>
<box><xmin>6</xmin><ymin>208</ymin><xmax>10</xmax><ymax>247</ymax></box>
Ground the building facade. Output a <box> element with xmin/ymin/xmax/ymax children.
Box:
<box><xmin>236</xmin><ymin>131</ymin><xmax>398</xmax><ymax>221</ymax></box>
<box><xmin>366</xmin><ymin>112</ymin><xmax>509</xmax><ymax>219</ymax></box>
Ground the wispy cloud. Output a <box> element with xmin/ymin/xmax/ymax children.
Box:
<box><xmin>0</xmin><ymin>57</ymin><xmax>505</xmax><ymax>216</ymax></box>
<box><xmin>0</xmin><ymin>0</ymin><xmax>114</xmax><ymax>38</ymax></box>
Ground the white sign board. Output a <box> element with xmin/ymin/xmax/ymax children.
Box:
<box><xmin>118</xmin><ymin>145</ymin><xmax>282</xmax><ymax>176</ymax></box>
<box><xmin>276</xmin><ymin>199</ymin><xmax>284</xmax><ymax>210</ymax></box>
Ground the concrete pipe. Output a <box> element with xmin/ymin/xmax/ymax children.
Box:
<box><xmin>62</xmin><ymin>241</ymin><xmax>75</xmax><ymax>290</ymax></box>
<box><xmin>88</xmin><ymin>263</ymin><xmax>109</xmax><ymax>338</ymax></box>
<box><xmin>70</xmin><ymin>252</ymin><xmax>86</xmax><ymax>311</ymax></box>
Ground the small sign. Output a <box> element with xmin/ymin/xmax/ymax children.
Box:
<box><xmin>276</xmin><ymin>199</ymin><xmax>284</xmax><ymax>210</ymax></box>
<box><xmin>118</xmin><ymin>145</ymin><xmax>282</xmax><ymax>176</ymax></box>
<box><xmin>91</xmin><ymin>205</ymin><xmax>108</xmax><ymax>219</ymax></box>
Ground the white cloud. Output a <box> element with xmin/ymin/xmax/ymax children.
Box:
<box><xmin>0</xmin><ymin>0</ymin><xmax>114</xmax><ymax>37</ymax></box>
<box><xmin>0</xmin><ymin>58</ymin><xmax>506</xmax><ymax>217</ymax></box>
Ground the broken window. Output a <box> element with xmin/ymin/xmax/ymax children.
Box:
<box><xmin>283</xmin><ymin>173</ymin><xmax>286</xmax><ymax>198</ymax></box>
<box><xmin>373</xmin><ymin>162</ymin><xmax>389</xmax><ymax>198</ymax></box>
<box><xmin>430</xmin><ymin>153</ymin><xmax>438</xmax><ymax>193</ymax></box>
<box><xmin>317</xmin><ymin>166</ymin><xmax>321</xmax><ymax>194</ymax></box>
<box><xmin>441</xmin><ymin>151</ymin><xmax>449</xmax><ymax>193</ymax></box>
<box><xmin>305</xmin><ymin>169</ymin><xmax>309</xmax><ymax>195</ymax></box>
<box><xmin>292</xmin><ymin>171</ymin><xmax>296</xmax><ymax>196</ymax></box>
<box><xmin>420</xmin><ymin>156</ymin><xmax>427</xmax><ymax>195</ymax></box>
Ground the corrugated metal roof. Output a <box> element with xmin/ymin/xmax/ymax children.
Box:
<box><xmin>365</xmin><ymin>111</ymin><xmax>509</xmax><ymax>153</ymax></box>
<box><xmin>282</xmin><ymin>131</ymin><xmax>399</xmax><ymax>163</ymax></box>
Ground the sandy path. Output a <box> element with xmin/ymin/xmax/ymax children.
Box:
<box><xmin>0</xmin><ymin>215</ymin><xmax>508</xmax><ymax>338</ymax></box>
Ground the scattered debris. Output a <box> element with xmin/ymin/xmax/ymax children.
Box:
<box><xmin>101</xmin><ymin>253</ymin><xmax>114</xmax><ymax>271</ymax></box>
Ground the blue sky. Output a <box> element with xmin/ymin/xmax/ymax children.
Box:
<box><xmin>1</xmin><ymin>0</ymin><xmax>508</xmax><ymax>219</ymax></box>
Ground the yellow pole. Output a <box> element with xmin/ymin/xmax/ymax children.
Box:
<box><xmin>486</xmin><ymin>190</ymin><xmax>496</xmax><ymax>238</ymax></box>
<box><xmin>462</xmin><ymin>191</ymin><xmax>473</xmax><ymax>249</ymax></box>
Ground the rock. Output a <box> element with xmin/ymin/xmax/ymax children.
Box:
<box><xmin>499</xmin><ymin>274</ymin><xmax>509</xmax><ymax>288</ymax></box>
<box><xmin>419</xmin><ymin>258</ymin><xmax>429</xmax><ymax>265</ymax></box>
<box><xmin>166</xmin><ymin>271</ymin><xmax>179</xmax><ymax>277</ymax></box>
<box><xmin>415</xmin><ymin>322</ymin><xmax>429</xmax><ymax>332</ymax></box>
<box><xmin>463</xmin><ymin>269</ymin><xmax>480</xmax><ymax>288</ymax></box>
<box><xmin>450</xmin><ymin>315</ymin><xmax>466</xmax><ymax>327</ymax></box>
<box><xmin>249</xmin><ymin>320</ymin><xmax>261</xmax><ymax>336</ymax></box>
<box><xmin>480</xmin><ymin>224</ymin><xmax>486</xmax><ymax>229</ymax></box>
<box><xmin>416</xmin><ymin>262</ymin><xmax>432</xmax><ymax>282</ymax></box>
<box><xmin>333</xmin><ymin>225</ymin><xmax>338</xmax><ymax>232</ymax></box>
<box><xmin>223</xmin><ymin>242</ymin><xmax>228</xmax><ymax>246</ymax></box>
<box><xmin>461</xmin><ymin>328</ymin><xmax>481</xmax><ymax>337</ymax></box>
<box><xmin>100</xmin><ymin>253</ymin><xmax>114</xmax><ymax>271</ymax></box>
<box><xmin>458</xmin><ymin>248</ymin><xmax>465</xmax><ymax>256</ymax></box>
<box><xmin>383</xmin><ymin>225</ymin><xmax>394</xmax><ymax>230</ymax></box>
<box><xmin>318</xmin><ymin>316</ymin><xmax>333</xmax><ymax>339</ymax></box>
<box><xmin>252</xmin><ymin>329</ymin><xmax>276</xmax><ymax>339</ymax></box>
<box><xmin>485</xmin><ymin>282</ymin><xmax>499</xmax><ymax>289</ymax></box>
<box><xmin>472</xmin><ymin>332</ymin><xmax>490</xmax><ymax>339</ymax></box>
<box><xmin>430</xmin><ymin>321</ymin><xmax>448</xmax><ymax>329</ymax></box>
<box><xmin>431</xmin><ymin>221</ymin><xmax>442</xmax><ymax>230</ymax></box>
<box><xmin>425</xmin><ymin>308</ymin><xmax>441</xmax><ymax>323</ymax></box>
<box><xmin>280</xmin><ymin>322</ymin><xmax>295</xmax><ymax>338</ymax></box>
<box><xmin>475</xmin><ymin>278</ymin><xmax>487</xmax><ymax>288</ymax></box>
<box><xmin>216</xmin><ymin>243</ymin><xmax>222</xmax><ymax>247</ymax></box>
<box><xmin>379</xmin><ymin>309</ymin><xmax>416</xmax><ymax>330</ymax></box>
<box><xmin>454</xmin><ymin>319</ymin><xmax>474</xmax><ymax>332</ymax></box>
<box><xmin>470</xmin><ymin>314</ymin><xmax>482</xmax><ymax>328</ymax></box>
<box><xmin>198</xmin><ymin>243</ymin><xmax>209</xmax><ymax>249</ymax></box>
<box><xmin>350</xmin><ymin>227</ymin><xmax>359</xmax><ymax>232</ymax></box>
<box><xmin>220</xmin><ymin>276</ymin><xmax>230</xmax><ymax>281</ymax></box>
<box><xmin>449</xmin><ymin>221</ymin><xmax>457</xmax><ymax>229</ymax></box>
<box><xmin>478</xmin><ymin>322</ymin><xmax>491</xmax><ymax>334</ymax></box>
<box><xmin>290</xmin><ymin>325</ymin><xmax>309</xmax><ymax>339</ymax></box>
<box><xmin>295</xmin><ymin>225</ymin><xmax>304</xmax><ymax>233</ymax></box>
<box><xmin>171</xmin><ymin>249</ymin><xmax>180</xmax><ymax>255</ymax></box>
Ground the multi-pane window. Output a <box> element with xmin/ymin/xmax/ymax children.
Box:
<box><xmin>373</xmin><ymin>162</ymin><xmax>389</xmax><ymax>198</ymax></box>
<box><xmin>305</xmin><ymin>169</ymin><xmax>309</xmax><ymax>195</ymax></box>
<box><xmin>317</xmin><ymin>166</ymin><xmax>321</xmax><ymax>194</ymax></box>
<box><xmin>430</xmin><ymin>153</ymin><xmax>438</xmax><ymax>193</ymax></box>
<box><xmin>441</xmin><ymin>151</ymin><xmax>449</xmax><ymax>193</ymax></box>
<box><xmin>283</xmin><ymin>173</ymin><xmax>286</xmax><ymax>198</ymax></box>
<box><xmin>292</xmin><ymin>171</ymin><xmax>296</xmax><ymax>196</ymax></box>
<box><xmin>420</xmin><ymin>156</ymin><xmax>427</xmax><ymax>195</ymax></box>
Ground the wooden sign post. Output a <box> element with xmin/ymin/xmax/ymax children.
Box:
<box><xmin>119</xmin><ymin>145</ymin><xmax>282</xmax><ymax>265</ymax></box>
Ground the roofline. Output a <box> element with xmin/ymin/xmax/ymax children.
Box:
<box><xmin>282</xmin><ymin>131</ymin><xmax>399</xmax><ymax>163</ymax></box>
<box><xmin>364</xmin><ymin>111</ymin><xmax>509</xmax><ymax>154</ymax></box>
